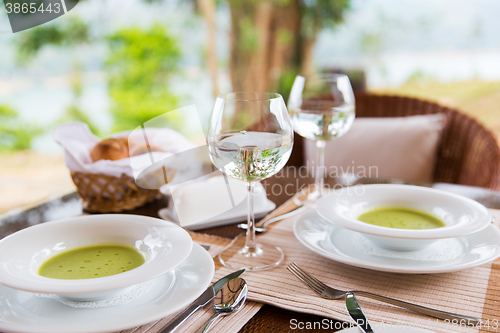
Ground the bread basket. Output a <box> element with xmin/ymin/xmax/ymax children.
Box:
<box><xmin>71</xmin><ymin>171</ymin><xmax>160</xmax><ymax>213</ymax></box>
<box><xmin>54</xmin><ymin>122</ymin><xmax>197</xmax><ymax>213</ymax></box>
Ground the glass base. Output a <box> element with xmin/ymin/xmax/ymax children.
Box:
<box><xmin>219</xmin><ymin>243</ymin><xmax>284</xmax><ymax>271</ymax></box>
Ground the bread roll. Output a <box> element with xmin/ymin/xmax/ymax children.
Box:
<box><xmin>90</xmin><ymin>138</ymin><xmax>130</xmax><ymax>162</ymax></box>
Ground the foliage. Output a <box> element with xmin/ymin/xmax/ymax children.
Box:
<box><xmin>0</xmin><ymin>105</ymin><xmax>42</xmax><ymax>151</ymax></box>
<box><xmin>300</xmin><ymin>0</ymin><xmax>351</xmax><ymax>37</ymax></box>
<box><xmin>57</xmin><ymin>67</ymin><xmax>101</xmax><ymax>136</ymax></box>
<box><xmin>224</xmin><ymin>0</ymin><xmax>351</xmax><ymax>92</ymax></box>
<box><xmin>16</xmin><ymin>18</ymin><xmax>90</xmax><ymax>63</ymax></box>
<box><xmin>13</xmin><ymin>18</ymin><xmax>98</xmax><ymax>140</ymax></box>
<box><xmin>59</xmin><ymin>104</ymin><xmax>101</xmax><ymax>136</ymax></box>
<box><xmin>14</xmin><ymin>14</ymin><xmax>183</xmax><ymax>137</ymax></box>
<box><xmin>238</xmin><ymin>17</ymin><xmax>259</xmax><ymax>52</ymax></box>
<box><xmin>277</xmin><ymin>68</ymin><xmax>300</xmax><ymax>102</ymax></box>
<box><xmin>105</xmin><ymin>24</ymin><xmax>182</xmax><ymax>132</ymax></box>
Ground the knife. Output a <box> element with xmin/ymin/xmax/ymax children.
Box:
<box><xmin>160</xmin><ymin>269</ymin><xmax>246</xmax><ymax>333</ymax></box>
<box><xmin>345</xmin><ymin>292</ymin><xmax>375</xmax><ymax>333</ymax></box>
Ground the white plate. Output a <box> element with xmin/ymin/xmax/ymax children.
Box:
<box><xmin>294</xmin><ymin>210</ymin><xmax>500</xmax><ymax>274</ymax></box>
<box><xmin>0</xmin><ymin>244</ymin><xmax>214</xmax><ymax>333</ymax></box>
<box><xmin>159</xmin><ymin>176</ymin><xmax>276</xmax><ymax>230</ymax></box>
<box><xmin>159</xmin><ymin>199</ymin><xmax>275</xmax><ymax>231</ymax></box>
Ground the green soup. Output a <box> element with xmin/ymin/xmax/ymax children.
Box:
<box><xmin>38</xmin><ymin>243</ymin><xmax>146</xmax><ymax>280</ymax></box>
<box><xmin>357</xmin><ymin>206</ymin><xmax>446</xmax><ymax>230</ymax></box>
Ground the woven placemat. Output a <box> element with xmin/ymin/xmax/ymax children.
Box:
<box><xmin>117</xmin><ymin>232</ymin><xmax>263</xmax><ymax>333</ymax></box>
<box><xmin>213</xmin><ymin>208</ymin><xmax>500</xmax><ymax>333</ymax></box>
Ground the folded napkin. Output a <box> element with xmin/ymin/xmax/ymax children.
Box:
<box><xmin>213</xmin><ymin>207</ymin><xmax>500</xmax><ymax>333</ymax></box>
<box><xmin>53</xmin><ymin>122</ymin><xmax>196</xmax><ymax>182</ymax></box>
<box><xmin>160</xmin><ymin>175</ymin><xmax>276</xmax><ymax>229</ymax></box>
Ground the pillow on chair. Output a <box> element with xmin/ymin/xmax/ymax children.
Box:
<box><xmin>303</xmin><ymin>114</ymin><xmax>447</xmax><ymax>183</ymax></box>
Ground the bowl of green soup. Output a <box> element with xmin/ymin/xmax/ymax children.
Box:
<box><xmin>0</xmin><ymin>214</ymin><xmax>193</xmax><ymax>300</ymax></box>
<box><xmin>316</xmin><ymin>184</ymin><xmax>491</xmax><ymax>251</ymax></box>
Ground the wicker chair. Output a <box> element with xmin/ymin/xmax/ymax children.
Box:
<box><xmin>287</xmin><ymin>93</ymin><xmax>500</xmax><ymax>190</ymax></box>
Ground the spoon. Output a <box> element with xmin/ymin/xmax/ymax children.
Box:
<box><xmin>238</xmin><ymin>204</ymin><xmax>306</xmax><ymax>233</ymax></box>
<box><xmin>198</xmin><ymin>277</ymin><xmax>248</xmax><ymax>333</ymax></box>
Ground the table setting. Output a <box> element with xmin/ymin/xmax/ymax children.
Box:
<box><xmin>211</xmin><ymin>190</ymin><xmax>500</xmax><ymax>333</ymax></box>
<box><xmin>0</xmin><ymin>73</ymin><xmax>500</xmax><ymax>333</ymax></box>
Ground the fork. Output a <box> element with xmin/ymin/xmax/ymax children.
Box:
<box><xmin>287</xmin><ymin>262</ymin><xmax>482</xmax><ymax>324</ymax></box>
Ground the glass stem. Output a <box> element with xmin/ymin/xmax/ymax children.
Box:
<box><xmin>245</xmin><ymin>181</ymin><xmax>256</xmax><ymax>252</ymax></box>
<box><xmin>315</xmin><ymin>140</ymin><xmax>326</xmax><ymax>196</ymax></box>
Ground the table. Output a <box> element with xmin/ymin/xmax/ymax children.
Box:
<box><xmin>2</xmin><ymin>171</ymin><xmax>500</xmax><ymax>332</ymax></box>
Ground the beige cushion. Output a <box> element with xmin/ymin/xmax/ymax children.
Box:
<box><xmin>304</xmin><ymin>114</ymin><xmax>447</xmax><ymax>183</ymax></box>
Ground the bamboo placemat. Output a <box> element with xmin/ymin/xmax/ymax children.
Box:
<box><xmin>119</xmin><ymin>187</ymin><xmax>500</xmax><ymax>333</ymax></box>
<box><xmin>118</xmin><ymin>232</ymin><xmax>263</xmax><ymax>333</ymax></box>
<box><xmin>214</xmin><ymin>207</ymin><xmax>500</xmax><ymax>333</ymax></box>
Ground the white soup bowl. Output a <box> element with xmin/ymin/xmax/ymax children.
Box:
<box><xmin>316</xmin><ymin>184</ymin><xmax>491</xmax><ymax>251</ymax></box>
<box><xmin>0</xmin><ymin>214</ymin><xmax>193</xmax><ymax>300</ymax></box>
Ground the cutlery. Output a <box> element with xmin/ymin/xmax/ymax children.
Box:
<box><xmin>287</xmin><ymin>262</ymin><xmax>482</xmax><ymax>324</ymax></box>
<box><xmin>346</xmin><ymin>292</ymin><xmax>374</xmax><ymax>333</ymax></box>
<box><xmin>160</xmin><ymin>269</ymin><xmax>245</xmax><ymax>333</ymax></box>
<box><xmin>238</xmin><ymin>204</ymin><xmax>306</xmax><ymax>233</ymax></box>
<box><xmin>198</xmin><ymin>277</ymin><xmax>248</xmax><ymax>333</ymax></box>
<box><xmin>237</xmin><ymin>185</ymin><xmax>313</xmax><ymax>233</ymax></box>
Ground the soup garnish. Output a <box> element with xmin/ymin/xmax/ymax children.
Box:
<box><xmin>38</xmin><ymin>243</ymin><xmax>145</xmax><ymax>279</ymax></box>
<box><xmin>357</xmin><ymin>206</ymin><xmax>445</xmax><ymax>230</ymax></box>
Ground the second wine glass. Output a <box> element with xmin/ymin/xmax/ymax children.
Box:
<box><xmin>288</xmin><ymin>73</ymin><xmax>355</xmax><ymax>202</ymax></box>
<box><xmin>207</xmin><ymin>92</ymin><xmax>293</xmax><ymax>271</ymax></box>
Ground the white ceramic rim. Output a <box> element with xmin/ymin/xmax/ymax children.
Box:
<box><xmin>293</xmin><ymin>209</ymin><xmax>500</xmax><ymax>274</ymax></box>
<box><xmin>0</xmin><ymin>214</ymin><xmax>193</xmax><ymax>295</ymax></box>
<box><xmin>0</xmin><ymin>244</ymin><xmax>215</xmax><ymax>333</ymax></box>
<box><xmin>316</xmin><ymin>184</ymin><xmax>491</xmax><ymax>240</ymax></box>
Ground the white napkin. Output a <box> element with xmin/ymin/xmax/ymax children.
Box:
<box><xmin>52</xmin><ymin>122</ymin><xmax>196</xmax><ymax>181</ymax></box>
<box><xmin>159</xmin><ymin>175</ymin><xmax>276</xmax><ymax>229</ymax></box>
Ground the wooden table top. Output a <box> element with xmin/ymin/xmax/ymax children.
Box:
<box><xmin>2</xmin><ymin>172</ymin><xmax>500</xmax><ymax>332</ymax></box>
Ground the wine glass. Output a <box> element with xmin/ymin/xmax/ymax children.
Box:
<box><xmin>287</xmin><ymin>73</ymin><xmax>355</xmax><ymax>202</ymax></box>
<box><xmin>207</xmin><ymin>92</ymin><xmax>293</xmax><ymax>271</ymax></box>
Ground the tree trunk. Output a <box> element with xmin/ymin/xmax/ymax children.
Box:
<box><xmin>300</xmin><ymin>35</ymin><xmax>316</xmax><ymax>77</ymax></box>
<box><xmin>254</xmin><ymin>1</ymin><xmax>274</xmax><ymax>92</ymax></box>
<box><xmin>229</xmin><ymin>2</ymin><xmax>253</xmax><ymax>92</ymax></box>
<box><xmin>229</xmin><ymin>0</ymin><xmax>301</xmax><ymax>93</ymax></box>
<box><xmin>269</xmin><ymin>0</ymin><xmax>301</xmax><ymax>90</ymax></box>
<box><xmin>197</xmin><ymin>0</ymin><xmax>219</xmax><ymax>98</ymax></box>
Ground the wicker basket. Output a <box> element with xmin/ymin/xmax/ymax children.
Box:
<box><xmin>71</xmin><ymin>171</ymin><xmax>161</xmax><ymax>213</ymax></box>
